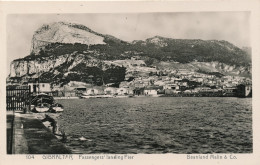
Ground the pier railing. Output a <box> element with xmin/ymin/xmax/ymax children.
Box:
<box><xmin>6</xmin><ymin>86</ymin><xmax>31</xmax><ymax>111</ymax></box>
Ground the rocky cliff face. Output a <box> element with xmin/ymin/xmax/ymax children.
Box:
<box><xmin>8</xmin><ymin>22</ymin><xmax>252</xmax><ymax>85</ymax></box>
<box><xmin>10</xmin><ymin>55</ymin><xmax>68</xmax><ymax>77</ymax></box>
<box><xmin>10</xmin><ymin>52</ymin><xmax>103</xmax><ymax>78</ymax></box>
<box><xmin>31</xmin><ymin>22</ymin><xmax>106</xmax><ymax>54</ymax></box>
<box><xmin>9</xmin><ymin>56</ymin><xmax>251</xmax><ymax>79</ymax></box>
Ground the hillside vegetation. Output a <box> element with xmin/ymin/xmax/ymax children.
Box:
<box><xmin>26</xmin><ymin>36</ymin><xmax>251</xmax><ymax>68</ymax></box>
<box><xmin>9</xmin><ymin>22</ymin><xmax>251</xmax><ymax>86</ymax></box>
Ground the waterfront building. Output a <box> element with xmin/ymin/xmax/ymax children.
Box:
<box><xmin>74</xmin><ymin>87</ymin><xmax>87</xmax><ymax>96</ymax></box>
<box><xmin>64</xmin><ymin>91</ymin><xmax>76</xmax><ymax>97</ymax></box>
<box><xmin>222</xmin><ymin>87</ymin><xmax>237</xmax><ymax>96</ymax></box>
<box><xmin>144</xmin><ymin>86</ymin><xmax>163</xmax><ymax>96</ymax></box>
<box><xmin>85</xmin><ymin>87</ymin><xmax>104</xmax><ymax>95</ymax></box>
<box><xmin>193</xmin><ymin>87</ymin><xmax>212</xmax><ymax>93</ymax></box>
<box><xmin>236</xmin><ymin>84</ymin><xmax>252</xmax><ymax>97</ymax></box>
<box><xmin>28</xmin><ymin>80</ymin><xmax>51</xmax><ymax>94</ymax></box>
<box><xmin>104</xmin><ymin>87</ymin><xmax>117</xmax><ymax>95</ymax></box>
<box><xmin>163</xmin><ymin>83</ymin><xmax>179</xmax><ymax>90</ymax></box>
<box><xmin>117</xmin><ymin>87</ymin><xmax>133</xmax><ymax>95</ymax></box>
<box><xmin>133</xmin><ymin>87</ymin><xmax>145</xmax><ymax>95</ymax></box>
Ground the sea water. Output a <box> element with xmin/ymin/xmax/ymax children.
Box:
<box><xmin>56</xmin><ymin>97</ymin><xmax>252</xmax><ymax>154</ymax></box>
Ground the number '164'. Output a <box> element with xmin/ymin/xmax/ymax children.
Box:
<box><xmin>26</xmin><ymin>155</ymin><xmax>35</xmax><ymax>159</ymax></box>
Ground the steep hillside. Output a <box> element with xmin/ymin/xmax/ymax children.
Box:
<box><xmin>130</xmin><ymin>36</ymin><xmax>251</xmax><ymax>66</ymax></box>
<box><xmin>8</xmin><ymin>22</ymin><xmax>252</xmax><ymax>86</ymax></box>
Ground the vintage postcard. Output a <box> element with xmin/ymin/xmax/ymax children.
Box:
<box><xmin>0</xmin><ymin>1</ymin><xmax>260</xmax><ymax>165</ymax></box>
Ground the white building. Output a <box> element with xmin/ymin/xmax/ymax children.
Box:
<box><xmin>163</xmin><ymin>84</ymin><xmax>180</xmax><ymax>90</ymax></box>
<box><xmin>117</xmin><ymin>88</ymin><xmax>133</xmax><ymax>95</ymax></box>
<box><xmin>144</xmin><ymin>89</ymin><xmax>158</xmax><ymax>95</ymax></box>
<box><xmin>84</xmin><ymin>87</ymin><xmax>106</xmax><ymax>95</ymax></box>
<box><xmin>28</xmin><ymin>82</ymin><xmax>51</xmax><ymax>93</ymax></box>
<box><xmin>104</xmin><ymin>87</ymin><xmax>117</xmax><ymax>95</ymax></box>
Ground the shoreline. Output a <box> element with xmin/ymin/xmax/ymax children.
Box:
<box><xmin>53</xmin><ymin>95</ymin><xmax>252</xmax><ymax>99</ymax></box>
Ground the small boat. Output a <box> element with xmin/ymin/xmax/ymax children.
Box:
<box><xmin>49</xmin><ymin>103</ymin><xmax>64</xmax><ymax>113</ymax></box>
<box><xmin>31</xmin><ymin>93</ymin><xmax>54</xmax><ymax>106</ymax></box>
<box><xmin>33</xmin><ymin>103</ymin><xmax>50</xmax><ymax>113</ymax></box>
<box><xmin>115</xmin><ymin>95</ymin><xmax>129</xmax><ymax>98</ymax></box>
<box><xmin>81</xmin><ymin>94</ymin><xmax>115</xmax><ymax>99</ymax></box>
<box><xmin>30</xmin><ymin>93</ymin><xmax>64</xmax><ymax>113</ymax></box>
<box><xmin>95</xmin><ymin>95</ymin><xmax>115</xmax><ymax>98</ymax></box>
<box><xmin>81</xmin><ymin>95</ymin><xmax>95</xmax><ymax>99</ymax></box>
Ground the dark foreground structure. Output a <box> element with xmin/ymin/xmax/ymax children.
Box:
<box><xmin>6</xmin><ymin>112</ymin><xmax>71</xmax><ymax>154</ymax></box>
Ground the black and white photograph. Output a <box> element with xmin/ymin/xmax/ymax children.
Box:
<box><xmin>1</xmin><ymin>1</ymin><xmax>260</xmax><ymax>165</ymax></box>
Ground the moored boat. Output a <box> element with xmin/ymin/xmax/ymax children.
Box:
<box><xmin>49</xmin><ymin>103</ymin><xmax>64</xmax><ymax>113</ymax></box>
<box><xmin>33</xmin><ymin>103</ymin><xmax>50</xmax><ymax>113</ymax></box>
<box><xmin>81</xmin><ymin>94</ymin><xmax>115</xmax><ymax>99</ymax></box>
<box><xmin>30</xmin><ymin>93</ymin><xmax>64</xmax><ymax>113</ymax></box>
<box><xmin>115</xmin><ymin>95</ymin><xmax>130</xmax><ymax>98</ymax></box>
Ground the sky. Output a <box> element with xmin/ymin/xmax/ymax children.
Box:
<box><xmin>6</xmin><ymin>12</ymin><xmax>250</xmax><ymax>74</ymax></box>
